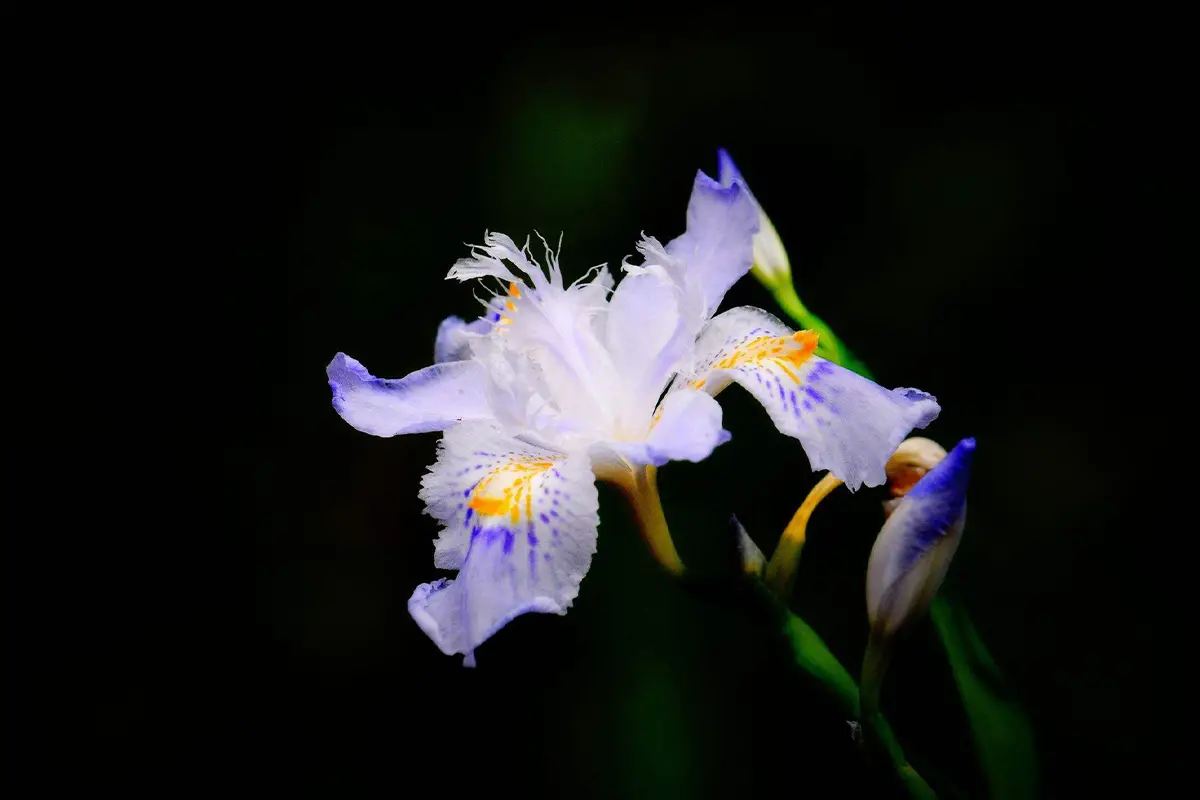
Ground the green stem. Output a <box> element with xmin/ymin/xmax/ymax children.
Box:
<box><xmin>861</xmin><ymin>631</ymin><xmax>936</xmax><ymax>798</ymax></box>
<box><xmin>753</xmin><ymin>583</ymin><xmax>936</xmax><ymax>799</ymax></box>
<box><xmin>875</xmin><ymin>717</ymin><xmax>939</xmax><ymax>800</ymax></box>
<box><xmin>860</xmin><ymin>630</ymin><xmax>891</xmax><ymax>735</ymax></box>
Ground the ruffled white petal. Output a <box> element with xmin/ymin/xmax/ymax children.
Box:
<box><xmin>681</xmin><ymin>307</ymin><xmax>941</xmax><ymax>490</ymax></box>
<box><xmin>484</xmin><ymin>268</ymin><xmax>620</xmax><ymax>439</ymax></box>
<box><xmin>327</xmin><ymin>353</ymin><xmax>493</xmax><ymax>437</ymax></box>
<box><xmin>410</xmin><ymin>423</ymin><xmax>599</xmax><ymax>665</ymax></box>
<box><xmin>446</xmin><ymin>232</ymin><xmax>561</xmax><ymax>293</ymax></box>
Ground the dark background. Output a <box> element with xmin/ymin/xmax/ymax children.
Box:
<box><xmin>28</xmin><ymin>7</ymin><xmax>1147</xmax><ymax>798</ymax></box>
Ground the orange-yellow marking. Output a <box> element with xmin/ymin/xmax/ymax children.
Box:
<box><xmin>469</xmin><ymin>496</ymin><xmax>508</xmax><ymax>516</ymax></box>
<box><xmin>496</xmin><ymin>283</ymin><xmax>522</xmax><ymax>328</ymax></box>
<box><xmin>510</xmin><ymin>484</ymin><xmax>524</xmax><ymax>523</ymax></box>
<box><xmin>467</xmin><ymin>458</ymin><xmax>557</xmax><ymax>520</ymax></box>
<box><xmin>710</xmin><ymin>330</ymin><xmax>819</xmax><ymax>382</ymax></box>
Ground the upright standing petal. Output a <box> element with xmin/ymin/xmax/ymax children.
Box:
<box><xmin>327</xmin><ymin>353</ymin><xmax>493</xmax><ymax>437</ymax></box>
<box><xmin>605</xmin><ymin>269</ymin><xmax>690</xmax><ymax>431</ymax></box>
<box><xmin>409</xmin><ymin>422</ymin><xmax>600</xmax><ymax>666</ymax></box>
<box><xmin>680</xmin><ymin>307</ymin><xmax>940</xmax><ymax>490</ymax></box>
<box><xmin>716</xmin><ymin>148</ymin><xmax>792</xmax><ymax>293</ymax></box>
<box><xmin>633</xmin><ymin>171</ymin><xmax>759</xmax><ymax>328</ymax></box>
<box><xmin>867</xmin><ymin>438</ymin><xmax>975</xmax><ymax>637</ymax></box>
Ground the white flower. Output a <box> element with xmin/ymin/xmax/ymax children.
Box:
<box><xmin>327</xmin><ymin>170</ymin><xmax>940</xmax><ymax>665</ymax></box>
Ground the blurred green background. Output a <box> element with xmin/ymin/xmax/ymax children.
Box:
<box><xmin>66</xmin><ymin>9</ymin><xmax>1146</xmax><ymax>798</ymax></box>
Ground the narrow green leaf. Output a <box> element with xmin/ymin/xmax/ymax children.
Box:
<box><xmin>782</xmin><ymin>612</ymin><xmax>861</xmax><ymax>716</ymax></box>
<box><xmin>930</xmin><ymin>597</ymin><xmax>1039</xmax><ymax>800</ymax></box>
<box><xmin>783</xmin><ymin>611</ymin><xmax>937</xmax><ymax>799</ymax></box>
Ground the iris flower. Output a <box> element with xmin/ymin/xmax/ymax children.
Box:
<box><xmin>327</xmin><ymin>166</ymin><xmax>940</xmax><ymax>664</ymax></box>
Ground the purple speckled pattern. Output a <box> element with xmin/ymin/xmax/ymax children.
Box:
<box><xmin>678</xmin><ymin>307</ymin><xmax>940</xmax><ymax>491</ymax></box>
<box><xmin>408</xmin><ymin>422</ymin><xmax>600</xmax><ymax>666</ymax></box>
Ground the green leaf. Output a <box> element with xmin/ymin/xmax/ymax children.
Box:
<box><xmin>782</xmin><ymin>612</ymin><xmax>861</xmax><ymax>716</ymax></box>
<box><xmin>784</xmin><ymin>610</ymin><xmax>937</xmax><ymax>799</ymax></box>
<box><xmin>708</xmin><ymin>542</ymin><xmax>938</xmax><ymax>797</ymax></box>
<box><xmin>930</xmin><ymin>597</ymin><xmax>1039</xmax><ymax>800</ymax></box>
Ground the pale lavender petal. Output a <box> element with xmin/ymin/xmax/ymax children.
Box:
<box><xmin>434</xmin><ymin>315</ymin><xmax>491</xmax><ymax>363</ymax></box>
<box><xmin>410</xmin><ymin>423</ymin><xmax>599</xmax><ymax>666</ymax></box>
<box><xmin>662</xmin><ymin>170</ymin><xmax>760</xmax><ymax>319</ymax></box>
<box><xmin>682</xmin><ymin>306</ymin><xmax>940</xmax><ymax>490</ymax></box>
<box><xmin>327</xmin><ymin>353</ymin><xmax>492</xmax><ymax>437</ymax></box>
